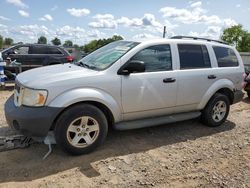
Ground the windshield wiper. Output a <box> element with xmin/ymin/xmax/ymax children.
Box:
<box><xmin>78</xmin><ymin>61</ymin><xmax>97</xmax><ymax>70</ymax></box>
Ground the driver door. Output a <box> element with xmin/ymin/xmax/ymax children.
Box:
<box><xmin>121</xmin><ymin>44</ymin><xmax>177</xmax><ymax>120</ymax></box>
<box><xmin>8</xmin><ymin>45</ymin><xmax>30</xmax><ymax>64</ymax></box>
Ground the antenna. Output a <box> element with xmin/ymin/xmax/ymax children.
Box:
<box><xmin>163</xmin><ymin>26</ymin><xmax>166</xmax><ymax>38</ymax></box>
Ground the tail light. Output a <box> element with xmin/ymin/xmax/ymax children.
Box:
<box><xmin>66</xmin><ymin>56</ymin><xmax>73</xmax><ymax>62</ymax></box>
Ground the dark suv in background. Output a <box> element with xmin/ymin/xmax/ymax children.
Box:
<box><xmin>1</xmin><ymin>43</ymin><xmax>73</xmax><ymax>73</ymax></box>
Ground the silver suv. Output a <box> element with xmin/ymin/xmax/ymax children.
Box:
<box><xmin>5</xmin><ymin>36</ymin><xmax>245</xmax><ymax>155</ymax></box>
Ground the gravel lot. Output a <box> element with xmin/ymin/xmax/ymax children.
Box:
<box><xmin>0</xmin><ymin>88</ymin><xmax>250</xmax><ymax>188</ymax></box>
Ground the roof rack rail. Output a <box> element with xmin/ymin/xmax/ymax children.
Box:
<box><xmin>171</xmin><ymin>36</ymin><xmax>228</xmax><ymax>45</ymax></box>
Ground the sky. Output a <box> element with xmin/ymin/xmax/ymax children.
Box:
<box><xmin>0</xmin><ymin>0</ymin><xmax>249</xmax><ymax>45</ymax></box>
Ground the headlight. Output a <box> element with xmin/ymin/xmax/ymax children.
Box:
<box><xmin>22</xmin><ymin>88</ymin><xmax>48</xmax><ymax>107</ymax></box>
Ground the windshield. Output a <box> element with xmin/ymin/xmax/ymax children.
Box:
<box><xmin>76</xmin><ymin>41</ymin><xmax>139</xmax><ymax>70</ymax></box>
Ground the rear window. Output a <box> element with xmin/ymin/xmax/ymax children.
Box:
<box><xmin>178</xmin><ymin>44</ymin><xmax>211</xmax><ymax>69</ymax></box>
<box><xmin>213</xmin><ymin>46</ymin><xmax>239</xmax><ymax>67</ymax></box>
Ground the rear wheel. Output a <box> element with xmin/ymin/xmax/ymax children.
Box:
<box><xmin>55</xmin><ymin>104</ymin><xmax>108</xmax><ymax>155</ymax></box>
<box><xmin>201</xmin><ymin>93</ymin><xmax>230</xmax><ymax>127</ymax></box>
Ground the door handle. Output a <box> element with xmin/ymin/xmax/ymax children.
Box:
<box><xmin>163</xmin><ymin>78</ymin><xmax>176</xmax><ymax>83</ymax></box>
<box><xmin>208</xmin><ymin>75</ymin><xmax>217</xmax><ymax>79</ymax></box>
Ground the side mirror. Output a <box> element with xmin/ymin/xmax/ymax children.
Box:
<box><xmin>118</xmin><ymin>60</ymin><xmax>145</xmax><ymax>75</ymax></box>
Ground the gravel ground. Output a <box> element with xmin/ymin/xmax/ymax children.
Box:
<box><xmin>0</xmin><ymin>88</ymin><xmax>250</xmax><ymax>188</ymax></box>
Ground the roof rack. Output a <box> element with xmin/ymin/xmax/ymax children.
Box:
<box><xmin>170</xmin><ymin>36</ymin><xmax>228</xmax><ymax>45</ymax></box>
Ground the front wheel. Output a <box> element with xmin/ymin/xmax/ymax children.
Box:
<box><xmin>55</xmin><ymin>104</ymin><xmax>108</xmax><ymax>155</ymax></box>
<box><xmin>201</xmin><ymin>93</ymin><xmax>230</xmax><ymax>127</ymax></box>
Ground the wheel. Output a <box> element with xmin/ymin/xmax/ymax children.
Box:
<box><xmin>201</xmin><ymin>93</ymin><xmax>230</xmax><ymax>127</ymax></box>
<box><xmin>55</xmin><ymin>104</ymin><xmax>108</xmax><ymax>155</ymax></box>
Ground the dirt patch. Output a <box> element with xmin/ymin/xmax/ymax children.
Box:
<box><xmin>0</xmin><ymin>89</ymin><xmax>250</xmax><ymax>188</ymax></box>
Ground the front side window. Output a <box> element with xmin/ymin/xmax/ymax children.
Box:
<box><xmin>15</xmin><ymin>46</ymin><xmax>29</xmax><ymax>55</ymax></box>
<box><xmin>178</xmin><ymin>44</ymin><xmax>211</xmax><ymax>69</ymax></box>
<box><xmin>77</xmin><ymin>41</ymin><xmax>139</xmax><ymax>70</ymax></box>
<box><xmin>213</xmin><ymin>46</ymin><xmax>239</xmax><ymax>67</ymax></box>
<box><xmin>130</xmin><ymin>44</ymin><xmax>172</xmax><ymax>72</ymax></box>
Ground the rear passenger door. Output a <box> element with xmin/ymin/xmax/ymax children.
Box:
<box><xmin>176</xmin><ymin>44</ymin><xmax>216</xmax><ymax>110</ymax></box>
<box><xmin>29</xmin><ymin>46</ymin><xmax>48</xmax><ymax>67</ymax></box>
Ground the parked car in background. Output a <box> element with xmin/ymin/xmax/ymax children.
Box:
<box><xmin>244</xmin><ymin>73</ymin><xmax>250</xmax><ymax>98</ymax></box>
<box><xmin>244</xmin><ymin>64</ymin><xmax>250</xmax><ymax>74</ymax></box>
<box><xmin>0</xmin><ymin>44</ymin><xmax>73</xmax><ymax>78</ymax></box>
<box><xmin>5</xmin><ymin>37</ymin><xmax>245</xmax><ymax>155</ymax></box>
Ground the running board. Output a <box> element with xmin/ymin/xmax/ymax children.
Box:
<box><xmin>114</xmin><ymin>111</ymin><xmax>201</xmax><ymax>130</ymax></box>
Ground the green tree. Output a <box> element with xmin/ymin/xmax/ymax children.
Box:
<box><xmin>0</xmin><ymin>35</ymin><xmax>3</xmax><ymax>49</ymax></box>
<box><xmin>83</xmin><ymin>35</ymin><xmax>123</xmax><ymax>53</ymax></box>
<box><xmin>221</xmin><ymin>25</ymin><xmax>250</xmax><ymax>52</ymax></box>
<box><xmin>111</xmin><ymin>35</ymin><xmax>123</xmax><ymax>41</ymax></box>
<box><xmin>4</xmin><ymin>38</ymin><xmax>14</xmax><ymax>46</ymax></box>
<box><xmin>63</xmin><ymin>40</ymin><xmax>73</xmax><ymax>47</ymax></box>
<box><xmin>238</xmin><ymin>33</ymin><xmax>250</xmax><ymax>52</ymax></box>
<box><xmin>51</xmin><ymin>37</ymin><xmax>61</xmax><ymax>46</ymax></box>
<box><xmin>73</xmin><ymin>44</ymin><xmax>80</xmax><ymax>50</ymax></box>
<box><xmin>38</xmin><ymin>36</ymin><xmax>47</xmax><ymax>44</ymax></box>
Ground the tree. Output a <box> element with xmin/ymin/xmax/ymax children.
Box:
<box><xmin>73</xmin><ymin>44</ymin><xmax>80</xmax><ymax>50</ymax></box>
<box><xmin>221</xmin><ymin>25</ymin><xmax>250</xmax><ymax>52</ymax></box>
<box><xmin>38</xmin><ymin>36</ymin><xmax>47</xmax><ymax>44</ymax></box>
<box><xmin>238</xmin><ymin>33</ymin><xmax>250</xmax><ymax>52</ymax></box>
<box><xmin>51</xmin><ymin>37</ymin><xmax>61</xmax><ymax>46</ymax></box>
<box><xmin>4</xmin><ymin>38</ymin><xmax>14</xmax><ymax>46</ymax></box>
<box><xmin>63</xmin><ymin>40</ymin><xmax>73</xmax><ymax>47</ymax></box>
<box><xmin>0</xmin><ymin>35</ymin><xmax>3</xmax><ymax>49</ymax></box>
<box><xmin>112</xmin><ymin>35</ymin><xmax>123</xmax><ymax>41</ymax></box>
<box><xmin>83</xmin><ymin>35</ymin><xmax>124</xmax><ymax>53</ymax></box>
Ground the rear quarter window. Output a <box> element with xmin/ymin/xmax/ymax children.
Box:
<box><xmin>47</xmin><ymin>47</ymin><xmax>63</xmax><ymax>55</ymax></box>
<box><xmin>213</xmin><ymin>46</ymin><xmax>239</xmax><ymax>67</ymax></box>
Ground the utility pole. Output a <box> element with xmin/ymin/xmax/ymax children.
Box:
<box><xmin>163</xmin><ymin>26</ymin><xmax>166</xmax><ymax>38</ymax></box>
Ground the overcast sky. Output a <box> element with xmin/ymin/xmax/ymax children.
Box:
<box><xmin>0</xmin><ymin>0</ymin><xmax>249</xmax><ymax>45</ymax></box>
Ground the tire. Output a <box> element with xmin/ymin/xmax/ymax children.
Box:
<box><xmin>55</xmin><ymin>104</ymin><xmax>108</xmax><ymax>155</ymax></box>
<box><xmin>201</xmin><ymin>93</ymin><xmax>230</xmax><ymax>127</ymax></box>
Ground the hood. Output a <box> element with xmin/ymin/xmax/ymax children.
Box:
<box><xmin>17</xmin><ymin>63</ymin><xmax>98</xmax><ymax>88</ymax></box>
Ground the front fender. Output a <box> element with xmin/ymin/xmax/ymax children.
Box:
<box><xmin>48</xmin><ymin>88</ymin><xmax>122</xmax><ymax>122</ymax></box>
<box><xmin>198</xmin><ymin>79</ymin><xmax>234</xmax><ymax>109</ymax></box>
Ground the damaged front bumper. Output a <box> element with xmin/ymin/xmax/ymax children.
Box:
<box><xmin>4</xmin><ymin>95</ymin><xmax>63</xmax><ymax>139</ymax></box>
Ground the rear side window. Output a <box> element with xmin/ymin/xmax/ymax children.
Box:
<box><xmin>178</xmin><ymin>44</ymin><xmax>211</xmax><ymax>69</ymax></box>
<box><xmin>32</xmin><ymin>46</ymin><xmax>47</xmax><ymax>54</ymax></box>
<box><xmin>32</xmin><ymin>46</ymin><xmax>63</xmax><ymax>54</ymax></box>
<box><xmin>213</xmin><ymin>46</ymin><xmax>239</xmax><ymax>67</ymax></box>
